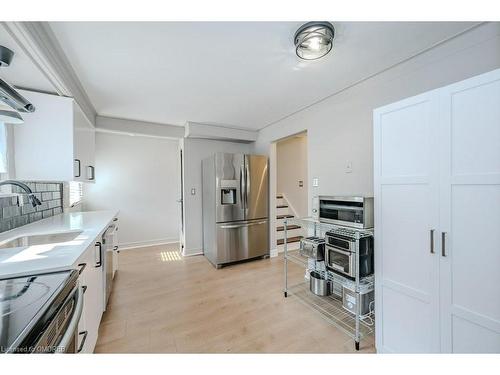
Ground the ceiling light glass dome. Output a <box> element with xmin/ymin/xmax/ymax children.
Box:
<box><xmin>294</xmin><ymin>22</ymin><xmax>335</xmax><ymax>60</ymax></box>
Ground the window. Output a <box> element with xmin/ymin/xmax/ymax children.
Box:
<box><xmin>0</xmin><ymin>123</ymin><xmax>12</xmax><ymax>194</ymax></box>
<box><xmin>69</xmin><ymin>181</ymin><xmax>83</xmax><ymax>207</ymax></box>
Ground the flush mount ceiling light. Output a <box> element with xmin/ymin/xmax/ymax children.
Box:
<box><xmin>294</xmin><ymin>21</ymin><xmax>335</xmax><ymax>60</ymax></box>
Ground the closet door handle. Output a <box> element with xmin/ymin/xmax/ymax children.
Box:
<box><xmin>87</xmin><ymin>166</ymin><xmax>95</xmax><ymax>180</ymax></box>
<box><xmin>441</xmin><ymin>232</ymin><xmax>447</xmax><ymax>257</ymax></box>
<box><xmin>430</xmin><ymin>229</ymin><xmax>435</xmax><ymax>254</ymax></box>
<box><xmin>74</xmin><ymin>159</ymin><xmax>81</xmax><ymax>178</ymax></box>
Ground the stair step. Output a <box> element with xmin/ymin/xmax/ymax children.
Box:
<box><xmin>276</xmin><ymin>205</ymin><xmax>288</xmax><ymax>208</ymax></box>
<box><xmin>277</xmin><ymin>214</ymin><xmax>294</xmax><ymax>219</ymax></box>
<box><xmin>277</xmin><ymin>236</ymin><xmax>303</xmax><ymax>246</ymax></box>
<box><xmin>277</xmin><ymin>241</ymin><xmax>300</xmax><ymax>252</ymax></box>
<box><xmin>276</xmin><ymin>225</ymin><xmax>301</xmax><ymax>231</ymax></box>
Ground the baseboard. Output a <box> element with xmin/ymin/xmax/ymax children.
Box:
<box><xmin>183</xmin><ymin>248</ymin><xmax>204</xmax><ymax>257</ymax></box>
<box><xmin>119</xmin><ymin>238</ymin><xmax>180</xmax><ymax>251</ymax></box>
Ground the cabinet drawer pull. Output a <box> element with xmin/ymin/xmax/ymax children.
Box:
<box><xmin>95</xmin><ymin>241</ymin><xmax>102</xmax><ymax>267</ymax></box>
<box><xmin>77</xmin><ymin>263</ymin><xmax>86</xmax><ymax>275</ymax></box>
<box><xmin>77</xmin><ymin>331</ymin><xmax>88</xmax><ymax>353</ymax></box>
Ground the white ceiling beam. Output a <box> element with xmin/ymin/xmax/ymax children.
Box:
<box><xmin>185</xmin><ymin>122</ymin><xmax>258</xmax><ymax>143</ymax></box>
<box><xmin>96</xmin><ymin>116</ymin><xmax>185</xmax><ymax>139</ymax></box>
<box><xmin>1</xmin><ymin>21</ymin><xmax>97</xmax><ymax>126</ymax></box>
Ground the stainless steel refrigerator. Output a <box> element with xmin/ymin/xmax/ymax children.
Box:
<box><xmin>202</xmin><ymin>153</ymin><xmax>269</xmax><ymax>268</ymax></box>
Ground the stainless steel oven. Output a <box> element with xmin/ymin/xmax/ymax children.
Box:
<box><xmin>313</xmin><ymin>196</ymin><xmax>374</xmax><ymax>229</ymax></box>
<box><xmin>324</xmin><ymin>232</ymin><xmax>374</xmax><ymax>279</ymax></box>
<box><xmin>1</xmin><ymin>270</ymin><xmax>84</xmax><ymax>354</ymax></box>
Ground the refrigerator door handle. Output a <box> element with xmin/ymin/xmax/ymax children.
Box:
<box><xmin>245</xmin><ymin>161</ymin><xmax>250</xmax><ymax>209</ymax></box>
<box><xmin>220</xmin><ymin>220</ymin><xmax>267</xmax><ymax>229</ymax></box>
<box><xmin>239</xmin><ymin>165</ymin><xmax>245</xmax><ymax>209</ymax></box>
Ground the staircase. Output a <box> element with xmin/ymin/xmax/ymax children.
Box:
<box><xmin>276</xmin><ymin>194</ymin><xmax>303</xmax><ymax>252</ymax></box>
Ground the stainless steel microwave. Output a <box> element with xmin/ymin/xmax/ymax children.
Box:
<box><xmin>312</xmin><ymin>196</ymin><xmax>374</xmax><ymax>229</ymax></box>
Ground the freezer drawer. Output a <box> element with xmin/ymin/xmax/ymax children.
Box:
<box><xmin>215</xmin><ymin>219</ymin><xmax>269</xmax><ymax>264</ymax></box>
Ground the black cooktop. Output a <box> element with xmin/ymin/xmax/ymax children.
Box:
<box><xmin>0</xmin><ymin>270</ymin><xmax>74</xmax><ymax>353</ymax></box>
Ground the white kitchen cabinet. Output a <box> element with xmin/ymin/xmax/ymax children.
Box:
<box><xmin>74</xmin><ymin>240</ymin><xmax>104</xmax><ymax>353</ymax></box>
<box><xmin>374</xmin><ymin>68</ymin><xmax>500</xmax><ymax>353</ymax></box>
<box><xmin>13</xmin><ymin>90</ymin><xmax>95</xmax><ymax>182</ymax></box>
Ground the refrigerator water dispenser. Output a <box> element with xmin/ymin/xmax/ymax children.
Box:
<box><xmin>221</xmin><ymin>188</ymin><xmax>236</xmax><ymax>205</ymax></box>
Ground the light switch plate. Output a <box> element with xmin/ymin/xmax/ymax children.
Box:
<box><xmin>346</xmin><ymin>161</ymin><xmax>353</xmax><ymax>173</ymax></box>
<box><xmin>312</xmin><ymin>178</ymin><xmax>319</xmax><ymax>187</ymax></box>
<box><xmin>191</xmin><ymin>188</ymin><xmax>196</xmax><ymax>195</ymax></box>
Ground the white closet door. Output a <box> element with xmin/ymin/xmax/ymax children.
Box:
<box><xmin>439</xmin><ymin>69</ymin><xmax>500</xmax><ymax>353</ymax></box>
<box><xmin>374</xmin><ymin>91</ymin><xmax>441</xmax><ymax>353</ymax></box>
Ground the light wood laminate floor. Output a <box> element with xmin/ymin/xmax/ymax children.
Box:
<box><xmin>95</xmin><ymin>244</ymin><xmax>375</xmax><ymax>353</ymax></box>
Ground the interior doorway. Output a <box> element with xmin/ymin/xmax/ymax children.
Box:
<box><xmin>178</xmin><ymin>146</ymin><xmax>185</xmax><ymax>254</ymax></box>
<box><xmin>271</xmin><ymin>131</ymin><xmax>308</xmax><ymax>255</ymax></box>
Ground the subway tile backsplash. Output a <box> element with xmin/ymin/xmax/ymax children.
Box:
<box><xmin>0</xmin><ymin>182</ymin><xmax>63</xmax><ymax>233</ymax></box>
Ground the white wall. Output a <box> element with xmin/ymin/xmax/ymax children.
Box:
<box><xmin>182</xmin><ymin>138</ymin><xmax>252</xmax><ymax>256</ymax></box>
<box><xmin>255</xmin><ymin>22</ymin><xmax>500</xmax><ymax>217</ymax></box>
<box><xmin>276</xmin><ymin>134</ymin><xmax>308</xmax><ymax>217</ymax></box>
<box><xmin>83</xmin><ymin>131</ymin><xmax>181</xmax><ymax>249</ymax></box>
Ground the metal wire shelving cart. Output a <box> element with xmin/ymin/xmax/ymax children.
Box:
<box><xmin>283</xmin><ymin>217</ymin><xmax>374</xmax><ymax>351</ymax></box>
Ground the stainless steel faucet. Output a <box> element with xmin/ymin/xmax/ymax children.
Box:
<box><xmin>0</xmin><ymin>180</ymin><xmax>42</xmax><ymax>207</ymax></box>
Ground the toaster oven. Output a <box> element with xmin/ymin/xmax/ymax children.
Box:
<box><xmin>324</xmin><ymin>232</ymin><xmax>374</xmax><ymax>279</ymax></box>
<box><xmin>299</xmin><ymin>237</ymin><xmax>325</xmax><ymax>261</ymax></box>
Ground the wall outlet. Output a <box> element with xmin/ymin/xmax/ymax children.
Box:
<box><xmin>312</xmin><ymin>178</ymin><xmax>319</xmax><ymax>187</ymax></box>
<box><xmin>191</xmin><ymin>188</ymin><xmax>196</xmax><ymax>195</ymax></box>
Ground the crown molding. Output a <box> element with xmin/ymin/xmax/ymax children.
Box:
<box><xmin>1</xmin><ymin>21</ymin><xmax>96</xmax><ymax>126</ymax></box>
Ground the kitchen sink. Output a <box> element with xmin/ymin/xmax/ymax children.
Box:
<box><xmin>0</xmin><ymin>231</ymin><xmax>83</xmax><ymax>249</ymax></box>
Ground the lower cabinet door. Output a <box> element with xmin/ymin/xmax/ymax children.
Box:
<box><xmin>86</xmin><ymin>255</ymin><xmax>104</xmax><ymax>351</ymax></box>
<box><xmin>76</xmin><ymin>269</ymin><xmax>88</xmax><ymax>353</ymax></box>
<box><xmin>75</xmin><ymin>243</ymin><xmax>105</xmax><ymax>353</ymax></box>
<box><xmin>76</xmin><ymin>251</ymin><xmax>92</xmax><ymax>353</ymax></box>
<box><xmin>216</xmin><ymin>219</ymin><xmax>268</xmax><ymax>263</ymax></box>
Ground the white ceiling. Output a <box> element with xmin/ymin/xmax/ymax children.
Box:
<box><xmin>23</xmin><ymin>22</ymin><xmax>478</xmax><ymax>129</ymax></box>
<box><xmin>0</xmin><ymin>24</ymin><xmax>57</xmax><ymax>94</ymax></box>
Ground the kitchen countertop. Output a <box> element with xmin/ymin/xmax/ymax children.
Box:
<box><xmin>0</xmin><ymin>210</ymin><xmax>118</xmax><ymax>279</ymax></box>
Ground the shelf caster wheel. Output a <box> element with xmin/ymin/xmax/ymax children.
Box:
<box><xmin>284</xmin><ymin>291</ymin><xmax>288</xmax><ymax>298</ymax></box>
<box><xmin>355</xmin><ymin>341</ymin><xmax>360</xmax><ymax>351</ymax></box>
